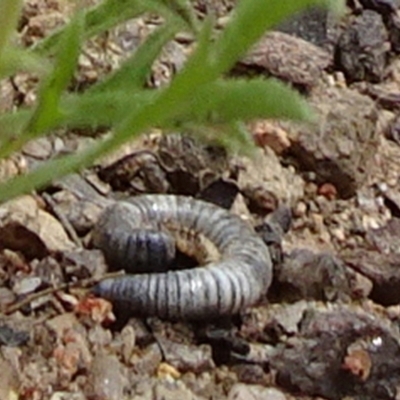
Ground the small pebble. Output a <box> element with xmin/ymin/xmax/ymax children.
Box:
<box><xmin>120</xmin><ymin>325</ymin><xmax>136</xmax><ymax>364</ymax></box>
<box><xmin>330</xmin><ymin>227</ymin><xmax>346</xmax><ymax>242</ymax></box>
<box><xmin>12</xmin><ymin>277</ymin><xmax>42</xmax><ymax>296</ymax></box>
<box><xmin>293</xmin><ymin>201</ymin><xmax>307</xmax><ymax>217</ymax></box>
<box><xmin>0</xmin><ymin>357</ymin><xmax>19</xmax><ymax>400</ymax></box>
<box><xmin>89</xmin><ymin>353</ymin><xmax>127</xmax><ymax>400</ymax></box>
<box><xmin>0</xmin><ymin>288</ymin><xmax>16</xmax><ymax>309</ymax></box>
<box><xmin>157</xmin><ymin>362</ymin><xmax>181</xmax><ymax>379</ymax></box>
<box><xmin>228</xmin><ymin>383</ymin><xmax>287</xmax><ymax>400</ymax></box>
<box><xmin>318</xmin><ymin>183</ymin><xmax>337</xmax><ymax>200</ymax></box>
<box><xmin>22</xmin><ymin>137</ymin><xmax>53</xmax><ymax>159</ymax></box>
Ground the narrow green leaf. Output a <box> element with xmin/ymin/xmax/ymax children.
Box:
<box><xmin>0</xmin><ymin>89</ymin><xmax>157</xmax><ymax>155</ymax></box>
<box><xmin>221</xmin><ymin>121</ymin><xmax>257</xmax><ymax>155</ymax></box>
<box><xmin>0</xmin><ymin>48</ymin><xmax>50</xmax><ymax>79</ymax></box>
<box><xmin>63</xmin><ymin>90</ymin><xmax>158</xmax><ymax>128</ymax></box>
<box><xmin>89</xmin><ymin>25</ymin><xmax>177</xmax><ymax>94</ymax></box>
<box><xmin>182</xmin><ymin>121</ymin><xmax>256</xmax><ymax>155</ymax></box>
<box><xmin>0</xmin><ymin>14</ymin><xmax>83</xmax><ymax>158</ymax></box>
<box><xmin>176</xmin><ymin>78</ymin><xmax>313</xmax><ymax>124</ymax></box>
<box><xmin>0</xmin><ymin>109</ymin><xmax>31</xmax><ymax>152</ymax></box>
<box><xmin>25</xmin><ymin>13</ymin><xmax>83</xmax><ymax>136</ymax></box>
<box><xmin>0</xmin><ymin>0</ymin><xmax>22</xmax><ymax>57</ymax></box>
<box><xmin>106</xmin><ymin>17</ymin><xmax>214</xmax><ymax>149</ymax></box>
<box><xmin>211</xmin><ymin>0</ymin><xmax>344</xmax><ymax>74</ymax></box>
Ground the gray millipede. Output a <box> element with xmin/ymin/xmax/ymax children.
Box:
<box><xmin>91</xmin><ymin>195</ymin><xmax>272</xmax><ymax>320</ymax></box>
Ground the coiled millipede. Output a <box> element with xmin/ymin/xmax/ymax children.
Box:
<box><xmin>92</xmin><ymin>195</ymin><xmax>272</xmax><ymax>320</ymax></box>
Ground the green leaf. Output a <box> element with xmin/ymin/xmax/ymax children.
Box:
<box><xmin>63</xmin><ymin>90</ymin><xmax>158</xmax><ymax>128</ymax></box>
<box><xmin>222</xmin><ymin>121</ymin><xmax>257</xmax><ymax>155</ymax></box>
<box><xmin>0</xmin><ymin>109</ymin><xmax>31</xmax><ymax>151</ymax></box>
<box><xmin>0</xmin><ymin>13</ymin><xmax>84</xmax><ymax>158</ymax></box>
<box><xmin>0</xmin><ymin>0</ymin><xmax>22</xmax><ymax>58</ymax></box>
<box><xmin>211</xmin><ymin>0</ymin><xmax>344</xmax><ymax>74</ymax></box>
<box><xmin>0</xmin><ymin>48</ymin><xmax>50</xmax><ymax>79</ymax></box>
<box><xmin>176</xmin><ymin>78</ymin><xmax>314</xmax><ymax>124</ymax></box>
<box><xmin>29</xmin><ymin>13</ymin><xmax>83</xmax><ymax>132</ymax></box>
<box><xmin>182</xmin><ymin>121</ymin><xmax>256</xmax><ymax>155</ymax></box>
<box><xmin>89</xmin><ymin>24</ymin><xmax>177</xmax><ymax>94</ymax></box>
<box><xmin>0</xmin><ymin>89</ymin><xmax>157</xmax><ymax>153</ymax></box>
<box><xmin>112</xmin><ymin>17</ymin><xmax>215</xmax><ymax>145</ymax></box>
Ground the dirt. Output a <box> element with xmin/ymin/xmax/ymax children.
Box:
<box><xmin>2</xmin><ymin>1</ymin><xmax>400</xmax><ymax>399</ymax></box>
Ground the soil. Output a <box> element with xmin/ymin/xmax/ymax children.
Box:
<box><xmin>2</xmin><ymin>1</ymin><xmax>400</xmax><ymax>399</ymax></box>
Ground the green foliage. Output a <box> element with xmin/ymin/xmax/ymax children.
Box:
<box><xmin>0</xmin><ymin>0</ymin><xmax>344</xmax><ymax>203</ymax></box>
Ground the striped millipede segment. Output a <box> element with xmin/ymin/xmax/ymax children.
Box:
<box><xmin>91</xmin><ymin>195</ymin><xmax>272</xmax><ymax>320</ymax></box>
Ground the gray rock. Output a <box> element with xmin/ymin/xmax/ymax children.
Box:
<box><xmin>156</xmin><ymin>337</ymin><xmax>215</xmax><ymax>374</ymax></box>
<box><xmin>241</xmin><ymin>31</ymin><xmax>331</xmax><ymax>89</ymax></box>
<box><xmin>335</xmin><ymin>10</ymin><xmax>389</xmax><ymax>83</ymax></box>
<box><xmin>88</xmin><ymin>353</ymin><xmax>128</xmax><ymax>400</ymax></box>
<box><xmin>277</xmin><ymin>5</ymin><xmax>331</xmax><ymax>47</ymax></box>
<box><xmin>0</xmin><ymin>195</ymin><xmax>75</xmax><ymax>258</ymax></box>
<box><xmin>282</xmin><ymin>86</ymin><xmax>378</xmax><ymax>199</ymax></box>
<box><xmin>228</xmin><ymin>384</ymin><xmax>287</xmax><ymax>400</ymax></box>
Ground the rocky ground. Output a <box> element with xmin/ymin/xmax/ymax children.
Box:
<box><xmin>2</xmin><ymin>0</ymin><xmax>400</xmax><ymax>399</ymax></box>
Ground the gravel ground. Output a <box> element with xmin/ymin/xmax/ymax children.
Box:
<box><xmin>2</xmin><ymin>1</ymin><xmax>400</xmax><ymax>399</ymax></box>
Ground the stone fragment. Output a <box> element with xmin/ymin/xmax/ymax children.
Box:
<box><xmin>0</xmin><ymin>356</ymin><xmax>19</xmax><ymax>400</ymax></box>
<box><xmin>0</xmin><ymin>195</ymin><xmax>75</xmax><ymax>259</ymax></box>
<box><xmin>366</xmin><ymin>216</ymin><xmax>400</xmax><ymax>254</ymax></box>
<box><xmin>0</xmin><ymin>156</ymin><xmax>27</xmax><ymax>184</ymax></box>
<box><xmin>240</xmin><ymin>31</ymin><xmax>331</xmax><ymax>89</ymax></box>
<box><xmin>277</xmin><ymin>5</ymin><xmax>331</xmax><ymax>47</ymax></box>
<box><xmin>46</xmin><ymin>313</ymin><xmax>82</xmax><ymax>341</ymax></box>
<box><xmin>61</xmin><ymin>249</ymin><xmax>108</xmax><ymax>281</ymax></box>
<box><xmin>0</xmin><ymin>80</ymin><xmax>16</xmax><ymax>114</ymax></box>
<box><xmin>282</xmin><ymin>86</ymin><xmax>378</xmax><ymax>199</ymax></box>
<box><xmin>157</xmin><ymin>362</ymin><xmax>181</xmax><ymax>379</ymax></box>
<box><xmin>268</xmin><ymin>303</ymin><xmax>400</xmax><ymax>399</ymax></box>
<box><xmin>249</xmin><ymin>120</ymin><xmax>291</xmax><ymax>154</ymax></box>
<box><xmin>231</xmin><ymin>364</ymin><xmax>266</xmax><ymax>385</ymax></box>
<box><xmin>88</xmin><ymin>353</ymin><xmax>128</xmax><ymax>400</ymax></box>
<box><xmin>51</xmin><ymin>190</ymin><xmax>104</xmax><ymax>235</ymax></box>
<box><xmin>271</xmin><ymin>249</ymin><xmax>361</xmax><ymax>302</ymax></box>
<box><xmin>52</xmin><ymin>327</ymin><xmax>92</xmax><ymax>381</ymax></box>
<box><xmin>0</xmin><ymin>288</ymin><xmax>15</xmax><ymax>310</ymax></box>
<box><xmin>152</xmin><ymin>379</ymin><xmax>204</xmax><ymax>400</ymax></box>
<box><xmin>238</xmin><ymin>147</ymin><xmax>305</xmax><ymax>208</ymax></box>
<box><xmin>22</xmin><ymin>137</ymin><xmax>53</xmax><ymax>159</ymax></box>
<box><xmin>130</xmin><ymin>342</ymin><xmax>163</xmax><ymax>375</ymax></box>
<box><xmin>50</xmin><ymin>392</ymin><xmax>86</xmax><ymax>400</ymax></box>
<box><xmin>12</xmin><ymin>276</ymin><xmax>42</xmax><ymax>296</ymax></box>
<box><xmin>119</xmin><ymin>325</ymin><xmax>136</xmax><ymax>364</ymax></box>
<box><xmin>387</xmin><ymin>12</ymin><xmax>400</xmax><ymax>53</ymax></box>
<box><xmin>335</xmin><ymin>10</ymin><xmax>389</xmax><ymax>82</ymax></box>
<box><xmin>228</xmin><ymin>384</ymin><xmax>287</xmax><ymax>400</ymax></box>
<box><xmin>87</xmin><ymin>324</ymin><xmax>113</xmax><ymax>351</ymax></box>
<box><xmin>131</xmin><ymin>378</ymin><xmax>204</xmax><ymax>400</ymax></box>
<box><xmin>156</xmin><ymin>337</ymin><xmax>215</xmax><ymax>374</ymax></box>
<box><xmin>338</xmin><ymin>217</ymin><xmax>400</xmax><ymax>305</ymax></box>
<box><xmin>343</xmin><ymin>248</ymin><xmax>400</xmax><ymax>305</ymax></box>
<box><xmin>357</xmin><ymin>0</ymin><xmax>399</xmax><ymax>15</ymax></box>
<box><xmin>0</xmin><ymin>324</ymin><xmax>30</xmax><ymax>347</ymax></box>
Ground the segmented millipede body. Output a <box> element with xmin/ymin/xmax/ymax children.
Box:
<box><xmin>92</xmin><ymin>195</ymin><xmax>272</xmax><ymax>320</ymax></box>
